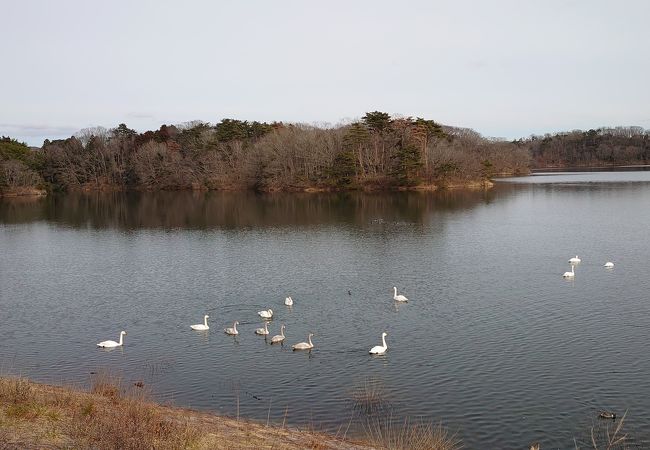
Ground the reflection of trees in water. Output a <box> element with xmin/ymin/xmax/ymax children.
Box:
<box><xmin>0</xmin><ymin>195</ymin><xmax>46</xmax><ymax>224</ymax></box>
<box><xmin>1</xmin><ymin>189</ymin><xmax>510</xmax><ymax>231</ymax></box>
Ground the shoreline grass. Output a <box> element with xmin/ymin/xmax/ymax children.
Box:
<box><xmin>0</xmin><ymin>375</ymin><xmax>372</xmax><ymax>449</ymax></box>
<box><xmin>5</xmin><ymin>374</ymin><xmax>631</xmax><ymax>449</ymax></box>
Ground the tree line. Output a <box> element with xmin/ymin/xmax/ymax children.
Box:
<box><xmin>4</xmin><ymin>114</ymin><xmax>647</xmax><ymax>196</ymax></box>
<box><xmin>1</xmin><ymin>112</ymin><xmax>530</xmax><ymax>195</ymax></box>
<box><xmin>521</xmin><ymin>126</ymin><xmax>650</xmax><ymax>168</ymax></box>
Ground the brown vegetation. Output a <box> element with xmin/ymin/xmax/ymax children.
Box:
<box><xmin>522</xmin><ymin>126</ymin><xmax>650</xmax><ymax>168</ymax></box>
<box><xmin>0</xmin><ymin>376</ymin><xmax>638</xmax><ymax>449</ymax></box>
<box><xmin>5</xmin><ymin>121</ymin><xmax>648</xmax><ymax>196</ymax></box>
<box><xmin>363</xmin><ymin>416</ymin><xmax>462</xmax><ymax>450</ymax></box>
<box><xmin>0</xmin><ymin>376</ymin><xmax>374</xmax><ymax>449</ymax></box>
<box><xmin>2</xmin><ymin>112</ymin><xmax>533</xmax><ymax>196</ymax></box>
<box><xmin>573</xmin><ymin>411</ymin><xmax>631</xmax><ymax>450</ymax></box>
<box><xmin>0</xmin><ymin>137</ymin><xmax>46</xmax><ymax>197</ymax></box>
<box><xmin>349</xmin><ymin>377</ymin><xmax>391</xmax><ymax>416</ymax></box>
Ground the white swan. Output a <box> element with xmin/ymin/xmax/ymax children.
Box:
<box><xmin>292</xmin><ymin>333</ymin><xmax>314</xmax><ymax>351</ymax></box>
<box><xmin>270</xmin><ymin>324</ymin><xmax>286</xmax><ymax>344</ymax></box>
<box><xmin>255</xmin><ymin>322</ymin><xmax>269</xmax><ymax>335</ymax></box>
<box><xmin>369</xmin><ymin>332</ymin><xmax>388</xmax><ymax>355</ymax></box>
<box><xmin>97</xmin><ymin>331</ymin><xmax>126</xmax><ymax>348</ymax></box>
<box><xmin>224</xmin><ymin>321</ymin><xmax>239</xmax><ymax>335</ymax></box>
<box><xmin>569</xmin><ymin>255</ymin><xmax>581</xmax><ymax>263</ymax></box>
<box><xmin>393</xmin><ymin>287</ymin><xmax>408</xmax><ymax>302</ymax></box>
<box><xmin>284</xmin><ymin>296</ymin><xmax>293</xmax><ymax>306</ymax></box>
<box><xmin>604</xmin><ymin>262</ymin><xmax>614</xmax><ymax>268</ymax></box>
<box><xmin>190</xmin><ymin>315</ymin><xmax>210</xmax><ymax>331</ymax></box>
<box><xmin>562</xmin><ymin>265</ymin><xmax>575</xmax><ymax>278</ymax></box>
<box><xmin>258</xmin><ymin>309</ymin><xmax>273</xmax><ymax>319</ymax></box>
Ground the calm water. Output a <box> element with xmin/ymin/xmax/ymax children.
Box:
<box><xmin>1</xmin><ymin>172</ymin><xmax>650</xmax><ymax>448</ymax></box>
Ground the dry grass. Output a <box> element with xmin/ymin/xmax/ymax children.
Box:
<box><xmin>0</xmin><ymin>376</ymin><xmax>33</xmax><ymax>405</ymax></box>
<box><xmin>574</xmin><ymin>411</ymin><xmax>634</xmax><ymax>450</ymax></box>
<box><xmin>0</xmin><ymin>375</ymin><xmax>199</xmax><ymax>449</ymax></box>
<box><xmin>0</xmin><ymin>375</ymin><xmax>371</xmax><ymax>449</ymax></box>
<box><xmin>349</xmin><ymin>377</ymin><xmax>390</xmax><ymax>416</ymax></box>
<box><xmin>364</xmin><ymin>415</ymin><xmax>462</xmax><ymax>450</ymax></box>
<box><xmin>89</xmin><ymin>371</ymin><xmax>123</xmax><ymax>399</ymax></box>
<box><xmin>349</xmin><ymin>378</ymin><xmax>463</xmax><ymax>449</ymax></box>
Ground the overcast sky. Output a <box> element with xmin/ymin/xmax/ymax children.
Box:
<box><xmin>2</xmin><ymin>0</ymin><xmax>649</xmax><ymax>146</ymax></box>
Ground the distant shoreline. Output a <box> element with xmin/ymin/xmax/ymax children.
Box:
<box><xmin>0</xmin><ymin>178</ymin><xmax>501</xmax><ymax>198</ymax></box>
<box><xmin>0</xmin><ymin>187</ymin><xmax>47</xmax><ymax>198</ymax></box>
<box><xmin>532</xmin><ymin>164</ymin><xmax>650</xmax><ymax>172</ymax></box>
<box><xmin>4</xmin><ymin>120</ymin><xmax>647</xmax><ymax>198</ymax></box>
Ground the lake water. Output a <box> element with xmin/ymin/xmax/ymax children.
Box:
<box><xmin>1</xmin><ymin>172</ymin><xmax>650</xmax><ymax>448</ymax></box>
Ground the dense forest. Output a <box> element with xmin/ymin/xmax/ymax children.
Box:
<box><xmin>0</xmin><ymin>136</ymin><xmax>46</xmax><ymax>196</ymax></box>
<box><xmin>1</xmin><ymin>113</ymin><xmax>648</xmax><ymax>197</ymax></box>
<box><xmin>0</xmin><ymin>112</ymin><xmax>529</xmax><ymax>196</ymax></box>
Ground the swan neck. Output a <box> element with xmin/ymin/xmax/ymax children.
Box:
<box><xmin>204</xmin><ymin>316</ymin><xmax>209</xmax><ymax>327</ymax></box>
<box><xmin>308</xmin><ymin>335</ymin><xmax>312</xmax><ymax>346</ymax></box>
<box><xmin>118</xmin><ymin>333</ymin><xmax>123</xmax><ymax>345</ymax></box>
<box><xmin>382</xmin><ymin>334</ymin><xmax>387</xmax><ymax>348</ymax></box>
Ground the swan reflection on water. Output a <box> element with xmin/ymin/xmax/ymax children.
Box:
<box><xmin>191</xmin><ymin>329</ymin><xmax>210</xmax><ymax>344</ymax></box>
<box><xmin>98</xmin><ymin>345</ymin><xmax>125</xmax><ymax>353</ymax></box>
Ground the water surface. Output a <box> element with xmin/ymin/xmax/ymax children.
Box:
<box><xmin>1</xmin><ymin>172</ymin><xmax>650</xmax><ymax>448</ymax></box>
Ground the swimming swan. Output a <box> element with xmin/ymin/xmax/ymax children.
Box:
<box><xmin>97</xmin><ymin>331</ymin><xmax>126</xmax><ymax>348</ymax></box>
<box><xmin>258</xmin><ymin>309</ymin><xmax>273</xmax><ymax>319</ymax></box>
<box><xmin>369</xmin><ymin>332</ymin><xmax>388</xmax><ymax>355</ymax></box>
<box><xmin>270</xmin><ymin>324</ymin><xmax>286</xmax><ymax>344</ymax></box>
<box><xmin>292</xmin><ymin>333</ymin><xmax>314</xmax><ymax>351</ymax></box>
<box><xmin>284</xmin><ymin>296</ymin><xmax>293</xmax><ymax>306</ymax></box>
<box><xmin>190</xmin><ymin>315</ymin><xmax>209</xmax><ymax>331</ymax></box>
<box><xmin>569</xmin><ymin>255</ymin><xmax>581</xmax><ymax>263</ymax></box>
<box><xmin>604</xmin><ymin>262</ymin><xmax>614</xmax><ymax>268</ymax></box>
<box><xmin>393</xmin><ymin>287</ymin><xmax>408</xmax><ymax>302</ymax></box>
<box><xmin>224</xmin><ymin>321</ymin><xmax>239</xmax><ymax>335</ymax></box>
<box><xmin>255</xmin><ymin>322</ymin><xmax>269</xmax><ymax>335</ymax></box>
<box><xmin>562</xmin><ymin>265</ymin><xmax>575</xmax><ymax>278</ymax></box>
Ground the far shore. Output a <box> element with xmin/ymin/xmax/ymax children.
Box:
<box><xmin>0</xmin><ymin>187</ymin><xmax>47</xmax><ymax>198</ymax></box>
<box><xmin>531</xmin><ymin>164</ymin><xmax>650</xmax><ymax>172</ymax></box>
<box><xmin>0</xmin><ymin>178</ymin><xmax>503</xmax><ymax>199</ymax></box>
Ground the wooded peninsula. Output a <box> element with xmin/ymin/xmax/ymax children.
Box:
<box><xmin>1</xmin><ymin>112</ymin><xmax>648</xmax><ymax>196</ymax></box>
